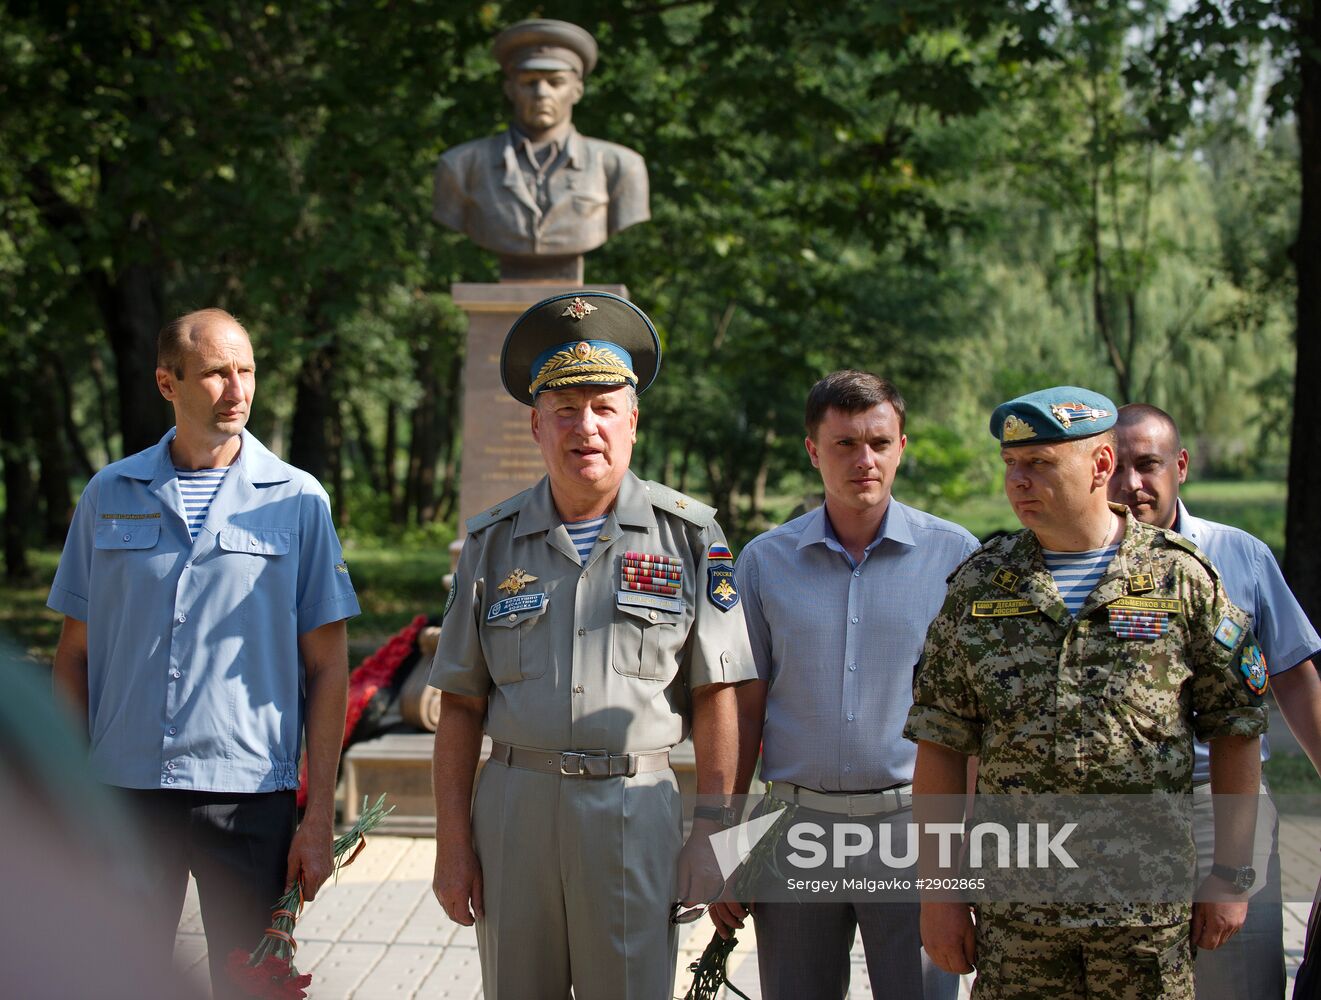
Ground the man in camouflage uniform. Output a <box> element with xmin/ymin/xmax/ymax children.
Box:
<box><xmin>904</xmin><ymin>386</ymin><xmax>1268</xmax><ymax>1000</ymax></box>
<box><xmin>428</xmin><ymin>291</ymin><xmax>757</xmax><ymax>1000</ymax></box>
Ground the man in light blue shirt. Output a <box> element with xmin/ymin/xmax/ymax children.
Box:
<box><xmin>1111</xmin><ymin>402</ymin><xmax>1321</xmax><ymax>1000</ymax></box>
<box><xmin>49</xmin><ymin>308</ymin><xmax>360</xmax><ymax>998</ymax></box>
<box><xmin>711</xmin><ymin>370</ymin><xmax>977</xmax><ymax>1000</ymax></box>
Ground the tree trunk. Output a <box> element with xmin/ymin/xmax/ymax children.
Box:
<box><xmin>34</xmin><ymin>360</ymin><xmax>73</xmax><ymax>544</ymax></box>
<box><xmin>54</xmin><ymin>358</ymin><xmax>95</xmax><ymax>479</ymax></box>
<box><xmin>88</xmin><ymin>262</ymin><xmax>170</xmax><ymax>456</ymax></box>
<box><xmin>290</xmin><ymin>344</ymin><xmax>335</xmax><ymax>482</ymax></box>
<box><xmin>0</xmin><ymin>380</ymin><xmax>33</xmax><ymax>579</ymax></box>
<box><xmin>1285</xmin><ymin>5</ymin><xmax>1321</xmax><ymax>622</ymax></box>
<box><xmin>384</xmin><ymin>400</ymin><xmax>400</xmax><ymax>520</ymax></box>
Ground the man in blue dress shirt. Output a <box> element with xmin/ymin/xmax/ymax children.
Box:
<box><xmin>48</xmin><ymin>308</ymin><xmax>360</xmax><ymax>998</ymax></box>
<box><xmin>710</xmin><ymin>370</ymin><xmax>977</xmax><ymax>999</ymax></box>
<box><xmin>1110</xmin><ymin>402</ymin><xmax>1321</xmax><ymax>1000</ymax></box>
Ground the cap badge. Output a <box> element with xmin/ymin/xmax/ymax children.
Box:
<box><xmin>498</xmin><ymin>568</ymin><xmax>539</xmax><ymax>597</ymax></box>
<box><xmin>561</xmin><ymin>297</ymin><xmax>598</xmax><ymax>321</ymax></box>
<box><xmin>1001</xmin><ymin>415</ymin><xmax>1037</xmax><ymax>442</ymax></box>
<box><xmin>1050</xmin><ymin>402</ymin><xmax>1112</xmax><ymax>428</ymax></box>
<box><xmin>573</xmin><ymin>341</ymin><xmax>593</xmax><ymax>359</ymax></box>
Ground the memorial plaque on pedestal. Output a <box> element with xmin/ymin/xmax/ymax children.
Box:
<box><xmin>449</xmin><ymin>281</ymin><xmax>628</xmax><ymax>561</ymax></box>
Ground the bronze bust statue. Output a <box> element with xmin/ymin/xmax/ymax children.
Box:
<box><xmin>432</xmin><ymin>19</ymin><xmax>651</xmax><ymax>282</ymax></box>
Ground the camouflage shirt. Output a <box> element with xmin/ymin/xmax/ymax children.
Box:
<box><xmin>903</xmin><ymin>504</ymin><xmax>1267</xmax><ymax>925</ymax></box>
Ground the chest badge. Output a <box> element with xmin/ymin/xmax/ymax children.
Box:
<box><xmin>498</xmin><ymin>568</ymin><xmax>538</xmax><ymax>596</ymax></box>
<box><xmin>1127</xmin><ymin>573</ymin><xmax>1155</xmax><ymax>594</ymax></box>
<box><xmin>992</xmin><ymin>568</ymin><xmax>1020</xmax><ymax>594</ymax></box>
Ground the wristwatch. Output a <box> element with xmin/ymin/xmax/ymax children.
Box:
<box><xmin>1210</xmin><ymin>863</ymin><xmax>1256</xmax><ymax>893</ymax></box>
<box><xmin>693</xmin><ymin>804</ymin><xmax>738</xmax><ymax>828</ymax></box>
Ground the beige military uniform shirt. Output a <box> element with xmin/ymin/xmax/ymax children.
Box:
<box><xmin>430</xmin><ymin>472</ymin><xmax>756</xmax><ymax>752</ymax></box>
<box><xmin>432</xmin><ymin>128</ymin><xmax>650</xmax><ymax>258</ymax></box>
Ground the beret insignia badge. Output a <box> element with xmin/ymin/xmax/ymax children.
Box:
<box><xmin>1001</xmin><ymin>415</ymin><xmax>1037</xmax><ymax>442</ymax></box>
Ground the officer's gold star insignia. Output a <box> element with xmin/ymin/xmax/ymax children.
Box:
<box><xmin>498</xmin><ymin>568</ymin><xmax>538</xmax><ymax>596</ymax></box>
<box><xmin>1128</xmin><ymin>573</ymin><xmax>1155</xmax><ymax>594</ymax></box>
<box><xmin>561</xmin><ymin>297</ymin><xmax>598</xmax><ymax>321</ymax></box>
<box><xmin>992</xmin><ymin>568</ymin><xmax>1020</xmax><ymax>593</ymax></box>
<box><xmin>489</xmin><ymin>506</ymin><xmax>501</xmax><ymax>517</ymax></box>
<box><xmin>675</xmin><ymin>498</ymin><xmax>689</xmax><ymax>509</ymax></box>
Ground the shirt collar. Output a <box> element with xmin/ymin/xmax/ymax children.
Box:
<box><xmin>795</xmin><ymin>499</ymin><xmax>915</xmax><ymax>554</ymax></box>
<box><xmin>111</xmin><ymin>428</ymin><xmax>289</xmax><ymax>486</ymax></box>
<box><xmin>501</xmin><ymin>127</ymin><xmax>584</xmax><ymax>170</ymax></box>
<box><xmin>514</xmin><ymin>470</ymin><xmax>655</xmax><ymax>539</ymax></box>
<box><xmin>1171</xmin><ymin>498</ymin><xmax>1203</xmax><ymax>542</ymax></box>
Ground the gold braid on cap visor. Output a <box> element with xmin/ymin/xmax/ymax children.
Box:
<box><xmin>528</xmin><ymin>344</ymin><xmax>636</xmax><ymax>395</ymax></box>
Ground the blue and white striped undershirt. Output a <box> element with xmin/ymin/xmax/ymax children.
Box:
<box><xmin>564</xmin><ymin>514</ymin><xmax>608</xmax><ymax>565</ymax></box>
<box><xmin>175</xmin><ymin>467</ymin><xmax>230</xmax><ymax>540</ymax></box>
<box><xmin>1041</xmin><ymin>543</ymin><xmax>1120</xmax><ymax>616</ymax></box>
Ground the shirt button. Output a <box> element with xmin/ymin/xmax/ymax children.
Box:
<box><xmin>508</xmin><ymin>613</ymin><xmax>518</xmax><ymax>622</ymax></box>
<box><xmin>847</xmin><ymin>713</ymin><xmax>855</xmax><ymax>722</ymax></box>
<box><xmin>184</xmin><ymin>562</ymin><xmax>191</xmax><ymax>570</ymax></box>
<box><xmin>845</xmin><ymin>764</ymin><xmax>853</xmax><ymax>773</ymax></box>
<box><xmin>166</xmin><ymin>776</ymin><xmax>176</xmax><ymax>784</ymax></box>
<box><xmin>853</xmin><ymin>570</ymin><xmax>861</xmax><ymax>578</ymax></box>
<box><xmin>177</xmin><ymin>614</ymin><xmax>187</xmax><ymax>624</ymax></box>
<box><xmin>249</xmin><ymin>538</ymin><xmax>258</xmax><ymax>548</ymax></box>
<box><xmin>573</xmin><ymin>685</ymin><xmax>585</xmax><ymax>694</ymax></box>
<box><xmin>123</xmin><ymin>533</ymin><xmax>132</xmax><ymax>542</ymax></box>
<box><xmin>850</xmin><ymin>616</ymin><xmax>859</xmax><ymax>624</ymax></box>
<box><xmin>168</xmin><ymin>726</ymin><xmax>178</xmax><ymax>736</ymax></box>
<box><xmin>577</xmin><ymin>628</ymin><xmax>586</xmax><ymax>636</ymax></box>
<box><xmin>648</xmin><ymin>611</ymin><xmax>658</xmax><ymax>621</ymax></box>
<box><xmin>849</xmin><ymin>663</ymin><xmax>857</xmax><ymax>672</ymax></box>
<box><xmin>171</xmin><ymin>670</ymin><xmax>181</xmax><ymax>679</ymax></box>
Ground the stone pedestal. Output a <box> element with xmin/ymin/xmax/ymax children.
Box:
<box><xmin>448</xmin><ymin>280</ymin><xmax>628</xmax><ymax>564</ymax></box>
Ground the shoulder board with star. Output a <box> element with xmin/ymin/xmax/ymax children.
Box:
<box><xmin>1154</xmin><ymin>527</ymin><xmax>1221</xmax><ymax>583</ymax></box>
<box><xmin>644</xmin><ymin>481</ymin><xmax>716</xmax><ymax>526</ymax></box>
<box><xmin>464</xmin><ymin>489</ymin><xmax>532</xmax><ymax>535</ymax></box>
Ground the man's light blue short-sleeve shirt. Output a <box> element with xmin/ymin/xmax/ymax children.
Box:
<box><xmin>736</xmin><ymin>500</ymin><xmax>978</xmax><ymax>791</ymax></box>
<box><xmin>47</xmin><ymin>429</ymin><xmax>360</xmax><ymax>793</ymax></box>
<box><xmin>1176</xmin><ymin>499</ymin><xmax>1321</xmax><ymax>781</ymax></box>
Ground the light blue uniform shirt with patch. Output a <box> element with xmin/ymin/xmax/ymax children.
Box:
<box><xmin>47</xmin><ymin>429</ymin><xmax>361</xmax><ymax>793</ymax></box>
<box><xmin>736</xmin><ymin>500</ymin><xmax>978</xmax><ymax>791</ymax></box>
<box><xmin>1175</xmin><ymin>499</ymin><xmax>1321</xmax><ymax>782</ymax></box>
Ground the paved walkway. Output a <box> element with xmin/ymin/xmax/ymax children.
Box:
<box><xmin>182</xmin><ymin>815</ymin><xmax>1321</xmax><ymax>999</ymax></box>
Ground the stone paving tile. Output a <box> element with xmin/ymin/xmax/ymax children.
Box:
<box><xmin>344</xmin><ymin>944</ymin><xmax>441</xmax><ymax>999</ymax></box>
<box><xmin>415</xmin><ymin>941</ymin><xmax>483</xmax><ymax>999</ymax></box>
<box><xmin>174</xmin><ymin>830</ymin><xmax>1315</xmax><ymax>999</ymax></box>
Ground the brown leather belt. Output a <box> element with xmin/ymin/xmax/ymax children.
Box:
<box><xmin>488</xmin><ymin>739</ymin><xmax>671</xmax><ymax>778</ymax></box>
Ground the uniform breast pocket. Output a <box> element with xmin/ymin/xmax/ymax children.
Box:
<box><xmin>1102</xmin><ymin>646</ymin><xmax>1186</xmax><ymax>739</ymax></box>
<box><xmin>482</xmin><ymin>601</ymin><xmax>550</xmax><ymax>685</ymax></box>
<box><xmin>572</xmin><ymin>192</ymin><xmax>608</xmax><ymax>217</ymax></box>
<box><xmin>218</xmin><ymin>525</ymin><xmax>291</xmax><ymax>557</ymax></box>
<box><xmin>94</xmin><ymin>521</ymin><xmax>161</xmax><ymax>551</ymax></box>
<box><xmin>612</xmin><ymin>602</ymin><xmax>683</xmax><ymax>682</ymax></box>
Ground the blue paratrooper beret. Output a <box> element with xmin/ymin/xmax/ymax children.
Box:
<box><xmin>989</xmin><ymin>386</ymin><xmax>1117</xmax><ymax>447</ymax></box>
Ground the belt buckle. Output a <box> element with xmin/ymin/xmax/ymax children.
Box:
<box><xmin>560</xmin><ymin>752</ymin><xmax>586</xmax><ymax>776</ymax></box>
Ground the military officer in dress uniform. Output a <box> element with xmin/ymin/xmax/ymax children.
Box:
<box><xmin>905</xmin><ymin>386</ymin><xmax>1268</xmax><ymax>999</ymax></box>
<box><xmin>428</xmin><ymin>290</ymin><xmax>757</xmax><ymax>1000</ymax></box>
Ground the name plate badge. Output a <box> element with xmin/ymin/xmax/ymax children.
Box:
<box><xmin>487</xmin><ymin>593</ymin><xmax>547</xmax><ymax>621</ymax></box>
<box><xmin>617</xmin><ymin>590</ymin><xmax>684</xmax><ymax>614</ymax></box>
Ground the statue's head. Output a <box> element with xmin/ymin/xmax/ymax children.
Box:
<box><xmin>494</xmin><ymin>19</ymin><xmax>598</xmax><ymax>138</ymax></box>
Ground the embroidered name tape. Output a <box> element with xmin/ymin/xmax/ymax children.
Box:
<box><xmin>487</xmin><ymin>593</ymin><xmax>547</xmax><ymax>621</ymax></box>
<box><xmin>971</xmin><ymin>599</ymin><xmax>1038</xmax><ymax>617</ymax></box>
<box><xmin>100</xmin><ymin>512</ymin><xmax>162</xmax><ymax>520</ymax></box>
<box><xmin>1109</xmin><ymin>596</ymin><xmax>1182</xmax><ymax>614</ymax></box>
